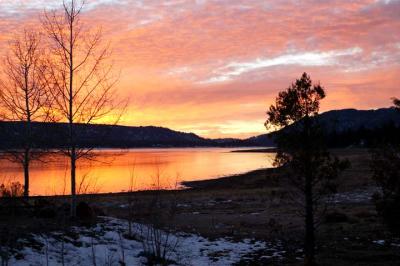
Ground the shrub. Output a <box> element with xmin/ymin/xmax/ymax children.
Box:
<box><xmin>373</xmin><ymin>193</ymin><xmax>400</xmax><ymax>236</ymax></box>
<box><xmin>371</xmin><ymin>144</ymin><xmax>400</xmax><ymax>236</ymax></box>
<box><xmin>0</xmin><ymin>182</ymin><xmax>24</xmax><ymax>198</ymax></box>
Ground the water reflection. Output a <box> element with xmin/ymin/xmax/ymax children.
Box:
<box><xmin>0</xmin><ymin>148</ymin><xmax>275</xmax><ymax>195</ymax></box>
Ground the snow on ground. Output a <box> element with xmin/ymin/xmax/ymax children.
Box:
<box><xmin>326</xmin><ymin>187</ymin><xmax>376</xmax><ymax>204</ymax></box>
<box><xmin>373</xmin><ymin>239</ymin><xmax>400</xmax><ymax>248</ymax></box>
<box><xmin>9</xmin><ymin>217</ymin><xmax>279</xmax><ymax>266</ymax></box>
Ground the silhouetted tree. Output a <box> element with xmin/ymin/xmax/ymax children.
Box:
<box><xmin>0</xmin><ymin>29</ymin><xmax>50</xmax><ymax>197</ymax></box>
<box><xmin>370</xmin><ymin>98</ymin><xmax>400</xmax><ymax>236</ymax></box>
<box><xmin>393</xmin><ymin>97</ymin><xmax>400</xmax><ymax>111</ymax></box>
<box><xmin>265</xmin><ymin>73</ymin><xmax>348</xmax><ymax>266</ymax></box>
<box><xmin>42</xmin><ymin>0</ymin><xmax>120</xmax><ymax>216</ymax></box>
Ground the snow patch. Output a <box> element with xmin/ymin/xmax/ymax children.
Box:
<box><xmin>9</xmin><ymin>217</ymin><xmax>276</xmax><ymax>266</ymax></box>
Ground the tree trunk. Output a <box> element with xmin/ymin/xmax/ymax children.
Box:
<box><xmin>24</xmin><ymin>67</ymin><xmax>31</xmax><ymax>199</ymax></box>
<box><xmin>23</xmin><ymin>150</ymin><xmax>30</xmax><ymax>198</ymax></box>
<box><xmin>304</xmin><ymin>174</ymin><xmax>315</xmax><ymax>266</ymax></box>
<box><xmin>70</xmin><ymin>146</ymin><xmax>77</xmax><ymax>217</ymax></box>
<box><xmin>304</xmin><ymin>115</ymin><xmax>315</xmax><ymax>266</ymax></box>
<box><xmin>69</xmin><ymin>11</ymin><xmax>75</xmax><ymax>218</ymax></box>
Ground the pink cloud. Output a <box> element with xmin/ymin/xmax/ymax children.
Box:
<box><xmin>0</xmin><ymin>0</ymin><xmax>398</xmax><ymax>138</ymax></box>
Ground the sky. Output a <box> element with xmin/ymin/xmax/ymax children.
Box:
<box><xmin>0</xmin><ymin>0</ymin><xmax>399</xmax><ymax>139</ymax></box>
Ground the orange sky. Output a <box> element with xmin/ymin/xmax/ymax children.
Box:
<box><xmin>0</xmin><ymin>0</ymin><xmax>399</xmax><ymax>138</ymax></box>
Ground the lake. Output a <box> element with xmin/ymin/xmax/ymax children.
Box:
<box><xmin>0</xmin><ymin>147</ymin><xmax>276</xmax><ymax>196</ymax></box>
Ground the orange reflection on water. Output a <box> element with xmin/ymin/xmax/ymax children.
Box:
<box><xmin>0</xmin><ymin>148</ymin><xmax>275</xmax><ymax>196</ymax></box>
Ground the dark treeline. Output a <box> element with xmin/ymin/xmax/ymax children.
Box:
<box><xmin>266</xmin><ymin>112</ymin><xmax>400</xmax><ymax>149</ymax></box>
<box><xmin>326</xmin><ymin>122</ymin><xmax>400</xmax><ymax>147</ymax></box>
<box><xmin>0</xmin><ymin>122</ymin><xmax>211</xmax><ymax>149</ymax></box>
<box><xmin>0</xmin><ymin>121</ymin><xmax>271</xmax><ymax>148</ymax></box>
<box><xmin>277</xmin><ymin>120</ymin><xmax>400</xmax><ymax>148</ymax></box>
<box><xmin>0</xmin><ymin>115</ymin><xmax>399</xmax><ymax>149</ymax></box>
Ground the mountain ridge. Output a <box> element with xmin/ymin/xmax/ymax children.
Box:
<box><xmin>0</xmin><ymin>107</ymin><xmax>398</xmax><ymax>148</ymax></box>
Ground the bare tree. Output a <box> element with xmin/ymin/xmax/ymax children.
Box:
<box><xmin>42</xmin><ymin>0</ymin><xmax>120</xmax><ymax>216</ymax></box>
<box><xmin>0</xmin><ymin>29</ymin><xmax>50</xmax><ymax>197</ymax></box>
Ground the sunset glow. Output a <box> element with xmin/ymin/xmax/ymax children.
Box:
<box><xmin>0</xmin><ymin>0</ymin><xmax>399</xmax><ymax>138</ymax></box>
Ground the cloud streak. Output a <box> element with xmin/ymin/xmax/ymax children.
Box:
<box><xmin>202</xmin><ymin>47</ymin><xmax>363</xmax><ymax>83</ymax></box>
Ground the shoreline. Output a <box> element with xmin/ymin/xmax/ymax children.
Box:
<box><xmin>230</xmin><ymin>148</ymin><xmax>277</xmax><ymax>153</ymax></box>
<box><xmin>22</xmin><ymin>167</ymin><xmax>273</xmax><ymax>199</ymax></box>
<box><xmin>181</xmin><ymin>167</ymin><xmax>275</xmax><ymax>189</ymax></box>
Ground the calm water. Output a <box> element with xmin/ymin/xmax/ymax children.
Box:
<box><xmin>0</xmin><ymin>147</ymin><xmax>275</xmax><ymax>196</ymax></box>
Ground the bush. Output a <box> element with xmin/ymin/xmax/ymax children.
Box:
<box><xmin>373</xmin><ymin>194</ymin><xmax>400</xmax><ymax>236</ymax></box>
<box><xmin>0</xmin><ymin>182</ymin><xmax>24</xmax><ymax>198</ymax></box>
<box><xmin>0</xmin><ymin>182</ymin><xmax>25</xmax><ymax>216</ymax></box>
<box><xmin>371</xmin><ymin>144</ymin><xmax>400</xmax><ymax>236</ymax></box>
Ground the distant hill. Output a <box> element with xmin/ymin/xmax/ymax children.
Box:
<box><xmin>0</xmin><ymin>122</ymin><xmax>259</xmax><ymax>148</ymax></box>
<box><xmin>241</xmin><ymin>134</ymin><xmax>275</xmax><ymax>147</ymax></box>
<box><xmin>0</xmin><ymin>122</ymin><xmax>215</xmax><ymax>148</ymax></box>
<box><xmin>251</xmin><ymin>107</ymin><xmax>400</xmax><ymax>147</ymax></box>
<box><xmin>314</xmin><ymin>108</ymin><xmax>400</xmax><ymax>133</ymax></box>
<box><xmin>0</xmin><ymin>108</ymin><xmax>398</xmax><ymax>149</ymax></box>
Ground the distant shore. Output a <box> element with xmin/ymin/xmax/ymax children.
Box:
<box><xmin>230</xmin><ymin>148</ymin><xmax>277</xmax><ymax>153</ymax></box>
